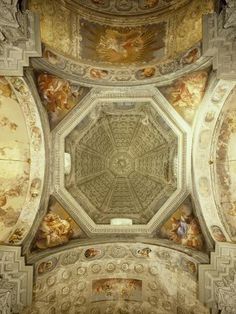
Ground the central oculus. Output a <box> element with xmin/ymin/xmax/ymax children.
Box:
<box><xmin>108</xmin><ymin>151</ymin><xmax>134</xmax><ymax>177</ymax></box>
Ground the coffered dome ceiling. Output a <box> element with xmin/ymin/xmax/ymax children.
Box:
<box><xmin>52</xmin><ymin>87</ymin><xmax>189</xmax><ymax>234</ymax></box>
<box><xmin>65</xmin><ymin>102</ymin><xmax>177</xmax><ymax>224</ymax></box>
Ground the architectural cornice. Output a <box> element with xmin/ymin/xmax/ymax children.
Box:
<box><xmin>0</xmin><ymin>1</ymin><xmax>41</xmax><ymax>76</ymax></box>
<box><xmin>0</xmin><ymin>245</ymin><xmax>33</xmax><ymax>313</ymax></box>
<box><xmin>203</xmin><ymin>0</ymin><xmax>236</xmax><ymax>80</ymax></box>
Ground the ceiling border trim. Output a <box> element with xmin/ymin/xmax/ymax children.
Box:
<box><xmin>192</xmin><ymin>76</ymin><xmax>236</xmax><ymax>242</ymax></box>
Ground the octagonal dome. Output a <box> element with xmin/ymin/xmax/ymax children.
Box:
<box><xmin>65</xmin><ymin>103</ymin><xmax>177</xmax><ymax>224</ymax></box>
<box><xmin>52</xmin><ymin>88</ymin><xmax>189</xmax><ymax>234</ymax></box>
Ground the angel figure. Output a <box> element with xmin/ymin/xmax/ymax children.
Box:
<box><xmin>35</xmin><ymin>212</ymin><xmax>73</xmax><ymax>249</ymax></box>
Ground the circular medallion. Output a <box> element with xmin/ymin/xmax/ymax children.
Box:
<box><xmin>91</xmin><ymin>263</ymin><xmax>101</xmax><ymax>273</ymax></box>
<box><xmin>62</xmin><ymin>270</ymin><xmax>71</xmax><ymax>280</ymax></box>
<box><xmin>107</xmin><ymin>151</ymin><xmax>134</xmax><ymax>177</ymax></box>
<box><xmin>61</xmin><ymin>286</ymin><xmax>70</xmax><ymax>295</ymax></box>
<box><xmin>110</xmin><ymin>245</ymin><xmax>127</xmax><ymax>258</ymax></box>
<box><xmin>134</xmin><ymin>264</ymin><xmax>144</xmax><ymax>273</ymax></box>
<box><xmin>106</xmin><ymin>262</ymin><xmax>116</xmax><ymax>272</ymax></box>
<box><xmin>121</xmin><ymin>262</ymin><xmax>129</xmax><ymax>271</ymax></box>
<box><xmin>61</xmin><ymin>301</ymin><xmax>71</xmax><ymax>311</ymax></box>
<box><xmin>149</xmin><ymin>266</ymin><xmax>158</xmax><ymax>275</ymax></box>
<box><xmin>46</xmin><ymin>275</ymin><xmax>56</xmax><ymax>286</ymax></box>
<box><xmin>77</xmin><ymin>267</ymin><xmax>86</xmax><ymax>275</ymax></box>
<box><xmin>77</xmin><ymin>281</ymin><xmax>86</xmax><ymax>291</ymax></box>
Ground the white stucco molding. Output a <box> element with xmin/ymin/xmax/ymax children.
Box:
<box><xmin>192</xmin><ymin>76</ymin><xmax>236</xmax><ymax>242</ymax></box>
<box><xmin>0</xmin><ymin>0</ymin><xmax>41</xmax><ymax>76</ymax></box>
<box><xmin>202</xmin><ymin>0</ymin><xmax>236</xmax><ymax>80</ymax></box>
<box><xmin>0</xmin><ymin>245</ymin><xmax>33</xmax><ymax>313</ymax></box>
<box><xmin>199</xmin><ymin>242</ymin><xmax>236</xmax><ymax>314</ymax></box>
<box><xmin>4</xmin><ymin>77</ymin><xmax>46</xmax><ymax>245</ymax></box>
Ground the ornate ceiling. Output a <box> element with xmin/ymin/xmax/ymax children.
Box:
<box><xmin>52</xmin><ymin>87</ymin><xmax>189</xmax><ymax>234</ymax></box>
<box><xmin>65</xmin><ymin>101</ymin><xmax>177</xmax><ymax>224</ymax></box>
<box><xmin>24</xmin><ymin>243</ymin><xmax>209</xmax><ymax>314</ymax></box>
<box><xmin>28</xmin><ymin>0</ymin><xmax>214</xmax><ymax>86</ymax></box>
<box><xmin>1</xmin><ymin>0</ymin><xmax>236</xmax><ymax>314</ymax></box>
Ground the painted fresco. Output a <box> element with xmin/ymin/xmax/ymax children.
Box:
<box><xmin>215</xmin><ymin>89</ymin><xmax>236</xmax><ymax>238</ymax></box>
<box><xmin>34</xmin><ymin>196</ymin><xmax>85</xmax><ymax>250</ymax></box>
<box><xmin>159</xmin><ymin>70</ymin><xmax>209</xmax><ymax>124</ymax></box>
<box><xmin>92</xmin><ymin>278</ymin><xmax>142</xmax><ymax>302</ymax></box>
<box><xmin>135</xmin><ymin>67</ymin><xmax>156</xmax><ymax>80</ymax></box>
<box><xmin>36</xmin><ymin>72</ymin><xmax>89</xmax><ymax>129</ymax></box>
<box><xmin>210</xmin><ymin>225</ymin><xmax>227</xmax><ymax>242</ymax></box>
<box><xmin>136</xmin><ymin>247</ymin><xmax>152</xmax><ymax>257</ymax></box>
<box><xmin>159</xmin><ymin>198</ymin><xmax>204</xmax><ymax>251</ymax></box>
<box><xmin>80</xmin><ymin>20</ymin><xmax>166</xmax><ymax>64</ymax></box>
<box><xmin>37</xmin><ymin>257</ymin><xmax>58</xmax><ymax>275</ymax></box>
<box><xmin>29</xmin><ymin>0</ymin><xmax>213</xmax><ymax>68</ymax></box>
<box><xmin>84</xmin><ymin>248</ymin><xmax>102</xmax><ymax>259</ymax></box>
<box><xmin>90</xmin><ymin>68</ymin><xmax>109</xmax><ymax>80</ymax></box>
<box><xmin>0</xmin><ymin>77</ymin><xmax>30</xmax><ymax>242</ymax></box>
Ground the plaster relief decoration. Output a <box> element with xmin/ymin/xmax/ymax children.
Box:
<box><xmin>33</xmin><ymin>196</ymin><xmax>85</xmax><ymax>250</ymax></box>
<box><xmin>159</xmin><ymin>69</ymin><xmax>209</xmax><ymax>124</ymax></box>
<box><xmin>0</xmin><ymin>77</ymin><xmax>30</xmax><ymax>242</ymax></box>
<box><xmin>28</xmin><ymin>0</ymin><xmax>214</xmax><ymax>86</ymax></box>
<box><xmin>0</xmin><ymin>245</ymin><xmax>33</xmax><ymax>313</ymax></box>
<box><xmin>158</xmin><ymin>197</ymin><xmax>204</xmax><ymax>251</ymax></box>
<box><xmin>215</xmin><ymin>87</ymin><xmax>236</xmax><ymax>239</ymax></box>
<box><xmin>65</xmin><ymin>101</ymin><xmax>178</xmax><ymax>225</ymax></box>
<box><xmin>0</xmin><ymin>0</ymin><xmax>41</xmax><ymax>76</ymax></box>
<box><xmin>80</xmin><ymin>20</ymin><xmax>166</xmax><ymax>64</ymax></box>
<box><xmin>210</xmin><ymin>225</ymin><xmax>227</xmax><ymax>242</ymax></box>
<box><xmin>25</xmin><ymin>243</ymin><xmax>209</xmax><ymax>314</ymax></box>
<box><xmin>92</xmin><ymin>278</ymin><xmax>142</xmax><ymax>302</ymax></box>
<box><xmin>199</xmin><ymin>242</ymin><xmax>236</xmax><ymax>314</ymax></box>
<box><xmin>36</xmin><ymin>72</ymin><xmax>89</xmax><ymax>128</ymax></box>
<box><xmin>202</xmin><ymin>0</ymin><xmax>236</xmax><ymax>80</ymax></box>
<box><xmin>74</xmin><ymin>0</ymin><xmax>191</xmax><ymax>16</ymax></box>
<box><xmin>0</xmin><ymin>290</ymin><xmax>11</xmax><ymax>314</ymax></box>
